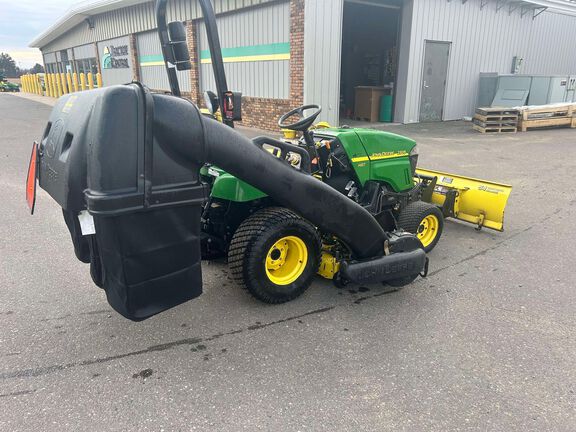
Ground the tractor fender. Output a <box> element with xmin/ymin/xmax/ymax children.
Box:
<box><xmin>210</xmin><ymin>172</ymin><xmax>267</xmax><ymax>202</ymax></box>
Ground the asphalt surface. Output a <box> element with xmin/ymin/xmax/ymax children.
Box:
<box><xmin>1</xmin><ymin>93</ymin><xmax>575</xmax><ymax>431</ymax></box>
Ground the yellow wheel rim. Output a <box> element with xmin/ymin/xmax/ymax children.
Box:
<box><xmin>265</xmin><ymin>236</ymin><xmax>308</xmax><ymax>285</ymax></box>
<box><xmin>417</xmin><ymin>215</ymin><xmax>439</xmax><ymax>247</ymax></box>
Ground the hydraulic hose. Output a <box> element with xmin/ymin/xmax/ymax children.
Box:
<box><xmin>152</xmin><ymin>94</ymin><xmax>387</xmax><ymax>259</ymax></box>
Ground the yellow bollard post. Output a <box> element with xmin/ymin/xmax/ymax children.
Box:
<box><xmin>38</xmin><ymin>75</ymin><xmax>44</xmax><ymax>96</ymax></box>
<box><xmin>50</xmin><ymin>74</ymin><xmax>56</xmax><ymax>97</ymax></box>
<box><xmin>80</xmin><ymin>73</ymin><xmax>86</xmax><ymax>91</ymax></box>
<box><xmin>60</xmin><ymin>73</ymin><xmax>68</xmax><ymax>94</ymax></box>
<box><xmin>72</xmin><ymin>73</ymin><xmax>79</xmax><ymax>92</ymax></box>
<box><xmin>50</xmin><ymin>74</ymin><xmax>55</xmax><ymax>97</ymax></box>
<box><xmin>96</xmin><ymin>73</ymin><xmax>102</xmax><ymax>88</ymax></box>
<box><xmin>56</xmin><ymin>73</ymin><xmax>62</xmax><ymax>97</ymax></box>
<box><xmin>66</xmin><ymin>72</ymin><xmax>73</xmax><ymax>93</ymax></box>
<box><xmin>45</xmin><ymin>74</ymin><xmax>52</xmax><ymax>97</ymax></box>
<box><xmin>21</xmin><ymin>75</ymin><xmax>26</xmax><ymax>92</ymax></box>
<box><xmin>32</xmin><ymin>75</ymin><xmax>38</xmax><ymax>95</ymax></box>
<box><xmin>53</xmin><ymin>74</ymin><xmax>59</xmax><ymax>97</ymax></box>
<box><xmin>87</xmin><ymin>73</ymin><xmax>94</xmax><ymax>90</ymax></box>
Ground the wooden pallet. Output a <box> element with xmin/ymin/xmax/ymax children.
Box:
<box><xmin>521</xmin><ymin>104</ymin><xmax>575</xmax><ymax>121</ymax></box>
<box><xmin>474</xmin><ymin>113</ymin><xmax>518</xmax><ymax>122</ymax></box>
<box><xmin>519</xmin><ymin>116</ymin><xmax>576</xmax><ymax>132</ymax></box>
<box><xmin>473</xmin><ymin>118</ymin><xmax>517</xmax><ymax>128</ymax></box>
<box><xmin>473</xmin><ymin>124</ymin><xmax>517</xmax><ymax>134</ymax></box>
<box><xmin>476</xmin><ymin>107</ymin><xmax>520</xmax><ymax>117</ymax></box>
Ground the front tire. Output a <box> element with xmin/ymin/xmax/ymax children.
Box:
<box><xmin>398</xmin><ymin>201</ymin><xmax>444</xmax><ymax>253</ymax></box>
<box><xmin>228</xmin><ymin>207</ymin><xmax>321</xmax><ymax>304</ymax></box>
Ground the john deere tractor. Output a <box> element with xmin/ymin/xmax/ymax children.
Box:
<box><xmin>0</xmin><ymin>73</ymin><xmax>20</xmax><ymax>92</ymax></box>
<box><xmin>200</xmin><ymin>104</ymin><xmax>438</xmax><ymax>296</ymax></box>
<box><xmin>26</xmin><ymin>0</ymin><xmax>511</xmax><ymax>321</ymax></box>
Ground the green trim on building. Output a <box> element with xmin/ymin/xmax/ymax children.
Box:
<box><xmin>139</xmin><ymin>54</ymin><xmax>165</xmax><ymax>66</ymax></box>
<box><xmin>200</xmin><ymin>42</ymin><xmax>290</xmax><ymax>60</ymax></box>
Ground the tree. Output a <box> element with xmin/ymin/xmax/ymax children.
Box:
<box><xmin>0</xmin><ymin>53</ymin><xmax>18</xmax><ymax>78</ymax></box>
<box><xmin>30</xmin><ymin>63</ymin><xmax>45</xmax><ymax>74</ymax></box>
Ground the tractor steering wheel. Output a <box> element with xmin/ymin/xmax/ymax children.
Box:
<box><xmin>278</xmin><ymin>104</ymin><xmax>322</xmax><ymax>131</ymax></box>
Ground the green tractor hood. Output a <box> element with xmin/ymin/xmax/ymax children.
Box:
<box><xmin>204</xmin><ymin>127</ymin><xmax>418</xmax><ymax>202</ymax></box>
<box><xmin>315</xmin><ymin>128</ymin><xmax>417</xmax><ymax>192</ymax></box>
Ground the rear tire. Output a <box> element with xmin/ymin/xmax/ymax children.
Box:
<box><xmin>398</xmin><ymin>201</ymin><xmax>444</xmax><ymax>253</ymax></box>
<box><xmin>228</xmin><ymin>207</ymin><xmax>321</xmax><ymax>304</ymax></box>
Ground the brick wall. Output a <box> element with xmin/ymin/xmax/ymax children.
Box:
<box><xmin>129</xmin><ymin>34</ymin><xmax>140</xmax><ymax>82</ymax></box>
<box><xmin>183</xmin><ymin>0</ymin><xmax>305</xmax><ymax>131</ymax></box>
<box><xmin>94</xmin><ymin>42</ymin><xmax>102</xmax><ymax>75</ymax></box>
<box><xmin>185</xmin><ymin>20</ymin><xmax>201</xmax><ymax>104</ymax></box>
<box><xmin>237</xmin><ymin>0</ymin><xmax>305</xmax><ymax>131</ymax></box>
<box><xmin>289</xmin><ymin>0</ymin><xmax>305</xmax><ymax>107</ymax></box>
<box><xmin>239</xmin><ymin>97</ymin><xmax>292</xmax><ymax>131</ymax></box>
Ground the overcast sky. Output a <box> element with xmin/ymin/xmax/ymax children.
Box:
<box><xmin>0</xmin><ymin>0</ymin><xmax>80</xmax><ymax>68</ymax></box>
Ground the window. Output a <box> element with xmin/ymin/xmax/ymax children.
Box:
<box><xmin>74</xmin><ymin>58</ymin><xmax>98</xmax><ymax>76</ymax></box>
<box><xmin>45</xmin><ymin>63</ymin><xmax>57</xmax><ymax>74</ymax></box>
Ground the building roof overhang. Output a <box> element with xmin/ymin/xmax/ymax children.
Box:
<box><xmin>29</xmin><ymin>0</ymin><xmax>149</xmax><ymax>48</ymax></box>
<box><xmin>29</xmin><ymin>0</ymin><xmax>576</xmax><ymax>49</ymax></box>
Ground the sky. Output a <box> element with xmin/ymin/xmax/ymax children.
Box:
<box><xmin>0</xmin><ymin>0</ymin><xmax>80</xmax><ymax>68</ymax></box>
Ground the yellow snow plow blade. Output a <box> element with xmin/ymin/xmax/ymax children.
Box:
<box><xmin>416</xmin><ymin>168</ymin><xmax>512</xmax><ymax>231</ymax></box>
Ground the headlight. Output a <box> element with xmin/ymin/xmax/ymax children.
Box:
<box><xmin>409</xmin><ymin>145</ymin><xmax>419</xmax><ymax>176</ymax></box>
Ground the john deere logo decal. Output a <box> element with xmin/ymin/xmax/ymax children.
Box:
<box><xmin>102</xmin><ymin>45</ymin><xmax>129</xmax><ymax>69</ymax></box>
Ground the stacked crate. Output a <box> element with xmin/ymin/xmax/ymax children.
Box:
<box><xmin>473</xmin><ymin>107</ymin><xmax>519</xmax><ymax>133</ymax></box>
<box><xmin>518</xmin><ymin>103</ymin><xmax>576</xmax><ymax>132</ymax></box>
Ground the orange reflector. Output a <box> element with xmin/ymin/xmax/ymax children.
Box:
<box><xmin>26</xmin><ymin>142</ymin><xmax>38</xmax><ymax>214</ymax></box>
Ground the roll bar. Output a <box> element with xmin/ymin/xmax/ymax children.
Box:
<box><xmin>155</xmin><ymin>0</ymin><xmax>234</xmax><ymax>127</ymax></box>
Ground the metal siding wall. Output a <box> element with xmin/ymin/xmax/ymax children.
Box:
<box><xmin>44</xmin><ymin>52</ymin><xmax>57</xmax><ymax>63</ymax></box>
<box><xmin>137</xmin><ymin>30</ymin><xmax>192</xmax><ymax>91</ymax></box>
<box><xmin>73</xmin><ymin>43</ymin><xmax>97</xmax><ymax>59</ymax></box>
<box><xmin>198</xmin><ymin>2</ymin><xmax>290</xmax><ymax>99</ymax></box>
<box><xmin>303</xmin><ymin>0</ymin><xmax>343</xmax><ymax>125</ymax></box>
<box><xmin>40</xmin><ymin>0</ymin><xmax>274</xmax><ymax>53</ymax></box>
<box><xmin>97</xmin><ymin>36</ymin><xmax>134</xmax><ymax>85</ymax></box>
<box><xmin>400</xmin><ymin>0</ymin><xmax>576</xmax><ymax>123</ymax></box>
<box><xmin>394</xmin><ymin>0</ymin><xmax>414</xmax><ymax>122</ymax></box>
<box><xmin>524</xmin><ymin>11</ymin><xmax>576</xmax><ymax>75</ymax></box>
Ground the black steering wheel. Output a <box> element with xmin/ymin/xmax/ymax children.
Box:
<box><xmin>278</xmin><ymin>104</ymin><xmax>322</xmax><ymax>131</ymax></box>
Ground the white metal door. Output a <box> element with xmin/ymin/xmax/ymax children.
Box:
<box><xmin>419</xmin><ymin>41</ymin><xmax>450</xmax><ymax>122</ymax></box>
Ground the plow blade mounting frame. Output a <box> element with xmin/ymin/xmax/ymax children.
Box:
<box><xmin>416</xmin><ymin>168</ymin><xmax>512</xmax><ymax>232</ymax></box>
